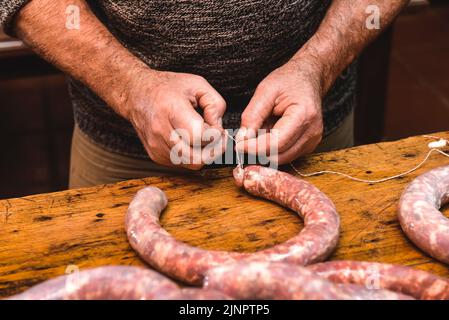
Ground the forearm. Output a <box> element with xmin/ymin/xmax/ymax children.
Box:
<box><xmin>291</xmin><ymin>0</ymin><xmax>409</xmax><ymax>96</ymax></box>
<box><xmin>13</xmin><ymin>0</ymin><xmax>151</xmax><ymax>118</ymax></box>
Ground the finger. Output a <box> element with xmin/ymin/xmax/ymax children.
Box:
<box><xmin>180</xmin><ymin>144</ymin><xmax>205</xmax><ymax>171</ymax></box>
<box><xmin>172</xmin><ymin>131</ymin><xmax>226</xmax><ymax>170</ymax></box>
<box><xmin>138</xmin><ymin>108</ymin><xmax>207</xmax><ymax>170</ymax></box>
<box><xmin>235</xmin><ymin>131</ymin><xmax>277</xmax><ymax>156</ymax></box>
<box><xmin>168</xmin><ymin>134</ymin><xmax>205</xmax><ymax>170</ymax></box>
<box><xmin>153</xmin><ymin>118</ymin><xmax>179</xmax><ymax>150</ymax></box>
<box><xmin>237</xmin><ymin>82</ymin><xmax>278</xmax><ymax>141</ymax></box>
<box><xmin>268</xmin><ymin>107</ymin><xmax>308</xmax><ymax>153</ymax></box>
<box><xmin>168</xmin><ymin>98</ymin><xmax>225</xmax><ymax>167</ymax></box>
<box><xmin>145</xmin><ymin>136</ymin><xmax>179</xmax><ymax>168</ymax></box>
<box><xmin>170</xmin><ymin>99</ymin><xmax>207</xmax><ymax>147</ymax></box>
<box><xmin>193</xmin><ymin>77</ymin><xmax>226</xmax><ymax>128</ymax></box>
<box><xmin>261</xmin><ymin>115</ymin><xmax>279</xmax><ymax>131</ymax></box>
<box><xmin>202</xmin><ymin>130</ymin><xmax>228</xmax><ymax>164</ymax></box>
<box><xmin>269</xmin><ymin>131</ymin><xmax>322</xmax><ymax>165</ymax></box>
<box><xmin>148</xmin><ymin>121</ymin><xmax>200</xmax><ymax>168</ymax></box>
<box><xmin>236</xmin><ymin>107</ymin><xmax>308</xmax><ymax>155</ymax></box>
<box><xmin>133</xmin><ymin>117</ymin><xmax>178</xmax><ymax>167</ymax></box>
<box><xmin>176</xmin><ymin>128</ymin><xmax>223</xmax><ymax>166</ymax></box>
<box><xmin>235</xmin><ymin>115</ymin><xmax>277</xmax><ymax>146</ymax></box>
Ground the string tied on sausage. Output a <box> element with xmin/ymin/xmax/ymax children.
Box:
<box><xmin>289</xmin><ymin>135</ymin><xmax>449</xmax><ymax>184</ymax></box>
<box><xmin>224</xmin><ymin>130</ymin><xmax>244</xmax><ymax>168</ymax></box>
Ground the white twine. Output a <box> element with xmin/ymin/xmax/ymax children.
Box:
<box><xmin>289</xmin><ymin>136</ymin><xmax>449</xmax><ymax>184</ymax></box>
<box><xmin>227</xmin><ymin>130</ymin><xmax>449</xmax><ymax>184</ymax></box>
<box><xmin>225</xmin><ymin>130</ymin><xmax>243</xmax><ymax>168</ymax></box>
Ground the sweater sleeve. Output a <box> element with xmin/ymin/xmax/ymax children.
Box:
<box><xmin>0</xmin><ymin>0</ymin><xmax>30</xmax><ymax>35</ymax></box>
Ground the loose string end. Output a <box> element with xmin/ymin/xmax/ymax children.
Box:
<box><xmin>290</xmin><ymin>135</ymin><xmax>449</xmax><ymax>184</ymax></box>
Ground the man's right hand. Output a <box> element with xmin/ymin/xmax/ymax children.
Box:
<box><xmin>125</xmin><ymin>70</ymin><xmax>227</xmax><ymax>170</ymax></box>
<box><xmin>13</xmin><ymin>0</ymin><xmax>227</xmax><ymax>170</ymax></box>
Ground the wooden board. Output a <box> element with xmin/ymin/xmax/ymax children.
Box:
<box><xmin>1</xmin><ymin>132</ymin><xmax>449</xmax><ymax>297</ymax></box>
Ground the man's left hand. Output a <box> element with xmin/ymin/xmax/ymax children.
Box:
<box><xmin>236</xmin><ymin>59</ymin><xmax>324</xmax><ymax>164</ymax></box>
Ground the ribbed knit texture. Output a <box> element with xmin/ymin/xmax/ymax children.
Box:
<box><xmin>2</xmin><ymin>0</ymin><xmax>357</xmax><ymax>158</ymax></box>
<box><xmin>0</xmin><ymin>0</ymin><xmax>29</xmax><ymax>34</ymax></box>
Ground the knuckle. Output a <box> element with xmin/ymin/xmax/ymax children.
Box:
<box><xmin>193</xmin><ymin>74</ymin><xmax>207</xmax><ymax>84</ymax></box>
<box><xmin>306</xmin><ymin>105</ymin><xmax>316</xmax><ymax>115</ymax></box>
<box><xmin>256</xmin><ymin>81</ymin><xmax>268</xmax><ymax>92</ymax></box>
<box><xmin>214</xmin><ymin>95</ymin><xmax>227</xmax><ymax>109</ymax></box>
<box><xmin>147</xmin><ymin>139</ymin><xmax>159</xmax><ymax>152</ymax></box>
<box><xmin>151</xmin><ymin>122</ymin><xmax>165</xmax><ymax>137</ymax></box>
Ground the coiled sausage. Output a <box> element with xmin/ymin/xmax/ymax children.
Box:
<box><xmin>126</xmin><ymin>165</ymin><xmax>340</xmax><ymax>285</ymax></box>
<box><xmin>204</xmin><ymin>261</ymin><xmax>413</xmax><ymax>300</ymax></box>
<box><xmin>8</xmin><ymin>266</ymin><xmax>230</xmax><ymax>300</ymax></box>
<box><xmin>308</xmin><ymin>260</ymin><xmax>449</xmax><ymax>300</ymax></box>
<box><xmin>399</xmin><ymin>165</ymin><xmax>449</xmax><ymax>264</ymax></box>
<box><xmin>8</xmin><ymin>266</ymin><xmax>178</xmax><ymax>300</ymax></box>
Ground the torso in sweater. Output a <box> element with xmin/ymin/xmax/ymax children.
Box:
<box><xmin>70</xmin><ymin>0</ymin><xmax>356</xmax><ymax>157</ymax></box>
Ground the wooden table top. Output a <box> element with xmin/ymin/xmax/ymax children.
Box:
<box><xmin>1</xmin><ymin>132</ymin><xmax>449</xmax><ymax>297</ymax></box>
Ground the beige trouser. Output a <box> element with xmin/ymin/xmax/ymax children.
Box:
<box><xmin>69</xmin><ymin>111</ymin><xmax>354</xmax><ymax>189</ymax></box>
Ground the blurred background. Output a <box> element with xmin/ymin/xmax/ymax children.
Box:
<box><xmin>0</xmin><ymin>0</ymin><xmax>448</xmax><ymax>199</ymax></box>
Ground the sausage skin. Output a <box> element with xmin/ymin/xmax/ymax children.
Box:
<box><xmin>204</xmin><ymin>262</ymin><xmax>413</xmax><ymax>300</ymax></box>
<box><xmin>233</xmin><ymin>165</ymin><xmax>340</xmax><ymax>264</ymax></box>
<box><xmin>170</xmin><ymin>288</ymin><xmax>232</xmax><ymax>300</ymax></box>
<box><xmin>8</xmin><ymin>266</ymin><xmax>178</xmax><ymax>300</ymax></box>
<box><xmin>336</xmin><ymin>283</ymin><xmax>413</xmax><ymax>300</ymax></box>
<box><xmin>7</xmin><ymin>266</ymin><xmax>230</xmax><ymax>300</ymax></box>
<box><xmin>399</xmin><ymin>165</ymin><xmax>449</xmax><ymax>264</ymax></box>
<box><xmin>308</xmin><ymin>260</ymin><xmax>449</xmax><ymax>300</ymax></box>
<box><xmin>126</xmin><ymin>165</ymin><xmax>340</xmax><ymax>285</ymax></box>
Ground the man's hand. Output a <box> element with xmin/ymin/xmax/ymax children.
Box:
<box><xmin>237</xmin><ymin>0</ymin><xmax>409</xmax><ymax>164</ymax></box>
<box><xmin>236</xmin><ymin>59</ymin><xmax>324</xmax><ymax>164</ymax></box>
<box><xmin>125</xmin><ymin>71</ymin><xmax>227</xmax><ymax>170</ymax></box>
<box><xmin>13</xmin><ymin>0</ymin><xmax>228</xmax><ymax>170</ymax></box>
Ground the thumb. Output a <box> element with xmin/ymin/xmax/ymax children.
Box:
<box><xmin>237</xmin><ymin>82</ymin><xmax>277</xmax><ymax>142</ymax></box>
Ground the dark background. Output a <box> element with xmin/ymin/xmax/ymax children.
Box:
<box><xmin>0</xmin><ymin>1</ymin><xmax>448</xmax><ymax>199</ymax></box>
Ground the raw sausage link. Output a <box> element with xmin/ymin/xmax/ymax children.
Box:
<box><xmin>336</xmin><ymin>284</ymin><xmax>413</xmax><ymax>300</ymax></box>
<box><xmin>233</xmin><ymin>166</ymin><xmax>340</xmax><ymax>263</ymax></box>
<box><xmin>204</xmin><ymin>261</ymin><xmax>413</xmax><ymax>300</ymax></box>
<box><xmin>8</xmin><ymin>266</ymin><xmax>180</xmax><ymax>300</ymax></box>
<box><xmin>169</xmin><ymin>288</ymin><xmax>232</xmax><ymax>300</ymax></box>
<box><xmin>126</xmin><ymin>165</ymin><xmax>340</xmax><ymax>285</ymax></box>
<box><xmin>308</xmin><ymin>260</ymin><xmax>449</xmax><ymax>300</ymax></box>
<box><xmin>399</xmin><ymin>165</ymin><xmax>449</xmax><ymax>264</ymax></box>
<box><xmin>126</xmin><ymin>186</ymin><xmax>241</xmax><ymax>285</ymax></box>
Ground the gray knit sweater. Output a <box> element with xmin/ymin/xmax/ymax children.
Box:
<box><xmin>1</xmin><ymin>0</ymin><xmax>357</xmax><ymax>158</ymax></box>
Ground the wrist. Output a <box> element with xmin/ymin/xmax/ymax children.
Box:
<box><xmin>286</xmin><ymin>54</ymin><xmax>328</xmax><ymax>98</ymax></box>
<box><xmin>289</xmin><ymin>38</ymin><xmax>343</xmax><ymax>97</ymax></box>
<box><xmin>108</xmin><ymin>60</ymin><xmax>160</xmax><ymax>121</ymax></box>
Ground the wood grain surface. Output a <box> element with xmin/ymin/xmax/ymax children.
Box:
<box><xmin>1</xmin><ymin>132</ymin><xmax>449</xmax><ymax>297</ymax></box>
